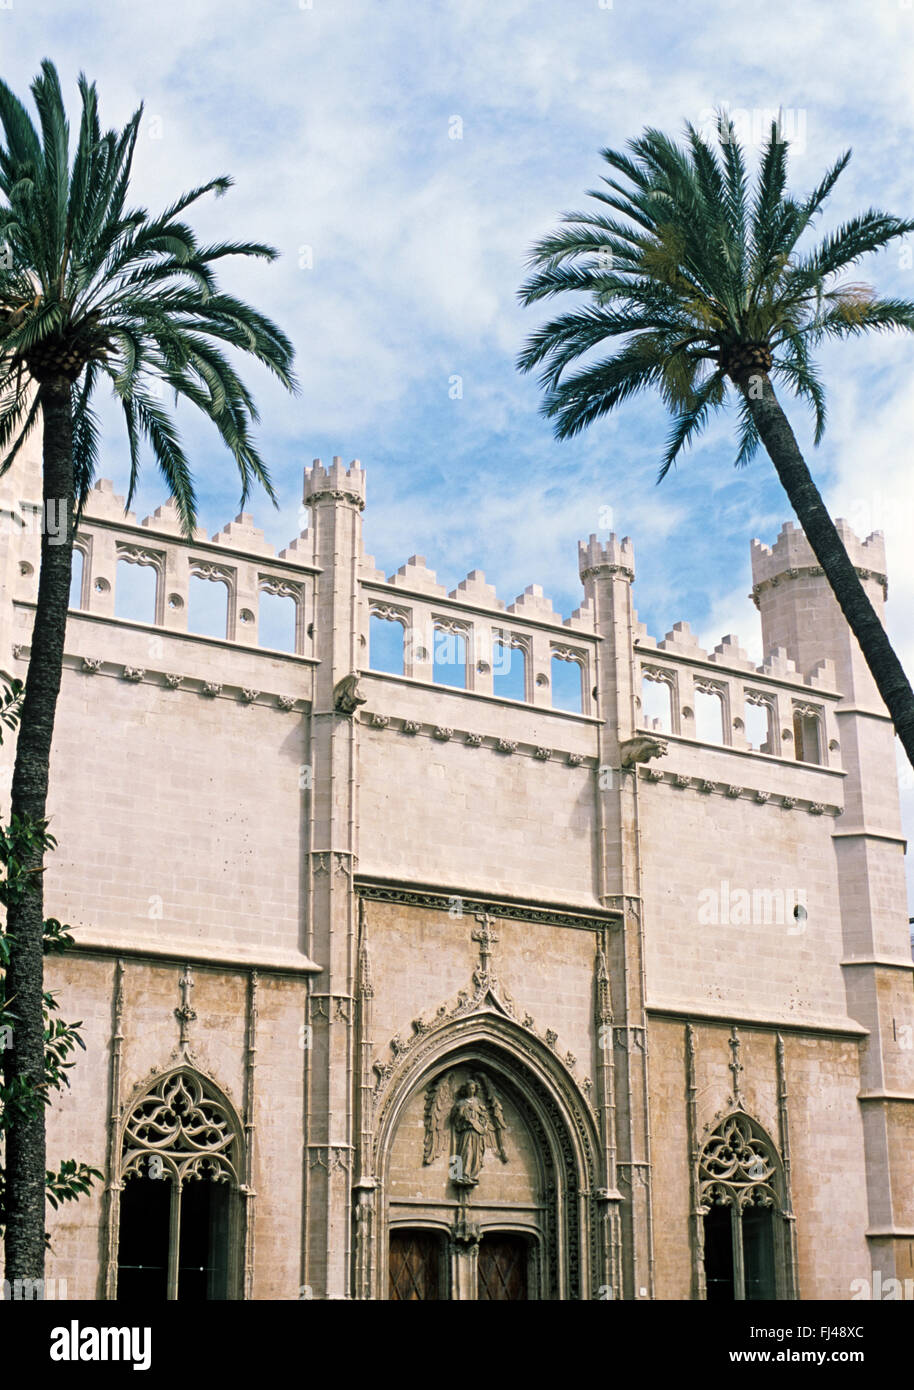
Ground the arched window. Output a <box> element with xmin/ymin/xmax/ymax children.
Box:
<box><xmin>188</xmin><ymin>565</ymin><xmax>233</xmax><ymax>640</ymax></box>
<box><xmin>793</xmin><ymin>705</ymin><xmax>822</xmax><ymax>765</ymax></box>
<box><xmin>369</xmin><ymin>607</ymin><xmax>407</xmax><ymax>676</ymax></box>
<box><xmin>69</xmin><ymin>546</ymin><xmax>86</xmax><ymax>610</ymax></box>
<box><xmin>117</xmin><ymin>1069</ymin><xmax>243</xmax><ymax>1301</ymax></box>
<box><xmin>694</xmin><ymin>682</ymin><xmax>725</xmax><ymax>744</ymax></box>
<box><xmin>745</xmin><ymin>692</ymin><xmax>775</xmax><ymax>753</ymax></box>
<box><xmin>699</xmin><ymin>1113</ymin><xmax>783</xmax><ymax>1301</ymax></box>
<box><xmin>433</xmin><ymin>623</ymin><xmax>467</xmax><ymax>689</ymax></box>
<box><xmin>493</xmin><ymin>635</ymin><xmax>527</xmax><ymax>702</ymax></box>
<box><xmin>641</xmin><ymin>669</ymin><xmax>674</xmax><ymax>734</ymax></box>
<box><xmin>115</xmin><ymin>550</ymin><xmax>161</xmax><ymax>624</ymax></box>
<box><xmin>258</xmin><ymin>579</ymin><xmax>301</xmax><ymax>653</ymax></box>
<box><xmin>551</xmin><ymin>649</ymin><xmax>584</xmax><ymax>714</ymax></box>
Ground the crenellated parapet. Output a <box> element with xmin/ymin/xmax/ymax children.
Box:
<box><xmin>9</xmin><ymin>475</ymin><xmax>320</xmax><ymax>671</ymax></box>
<box><xmin>578</xmin><ymin>533</ymin><xmax>635</xmax><ymax>584</ymax></box>
<box><xmin>633</xmin><ymin>621</ymin><xmax>843</xmax><ymax>770</ymax></box>
<box><xmin>303</xmin><ymin>455</ymin><xmax>366</xmax><ymax>511</ymax></box>
<box><xmin>750</xmin><ymin>519</ymin><xmax>887</xmax><ymax>604</ymax></box>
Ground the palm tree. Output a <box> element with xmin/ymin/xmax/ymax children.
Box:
<box><xmin>517</xmin><ymin>116</ymin><xmax>914</xmax><ymax>768</ymax></box>
<box><xmin>0</xmin><ymin>60</ymin><xmax>296</xmax><ymax>1281</ymax></box>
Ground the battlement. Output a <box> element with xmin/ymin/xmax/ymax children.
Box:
<box><xmin>303</xmin><ymin>456</ymin><xmax>366</xmax><ymax>509</ymax></box>
<box><xmin>578</xmin><ymin>533</ymin><xmax>635</xmax><ymax>582</ymax></box>
<box><xmin>751</xmin><ymin>519</ymin><xmax>887</xmax><ymax>590</ymax></box>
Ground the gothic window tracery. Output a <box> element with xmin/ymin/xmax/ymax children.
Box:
<box><xmin>117</xmin><ymin>1069</ymin><xmax>243</xmax><ymax>1301</ymax></box>
<box><xmin>699</xmin><ymin>1113</ymin><xmax>782</xmax><ymax>1301</ymax></box>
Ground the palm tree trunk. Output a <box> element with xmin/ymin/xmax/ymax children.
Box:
<box><xmin>742</xmin><ymin>373</ymin><xmax>914</xmax><ymax>768</ymax></box>
<box><xmin>3</xmin><ymin>376</ymin><xmax>75</xmax><ymax>1283</ymax></box>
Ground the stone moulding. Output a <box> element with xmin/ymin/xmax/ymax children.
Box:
<box><xmin>751</xmin><ymin>564</ymin><xmax>887</xmax><ymax>606</ymax></box>
<box><xmin>57</xmin><ymin>655</ymin><xmax>306</xmax><ymax>711</ymax></box>
<box><xmin>636</xmin><ymin>766</ymin><xmax>842</xmax><ymax>816</ymax></box>
<box><xmin>355</xmin><ymin>877</ymin><xmax>619</xmax><ymax>933</ymax></box>
<box><xmin>361</xmin><ymin>713</ymin><xmax>594</xmax><ymax>766</ymax></box>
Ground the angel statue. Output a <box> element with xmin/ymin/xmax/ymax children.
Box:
<box><xmin>423</xmin><ymin>1071</ymin><xmax>509</xmax><ymax>1187</ymax></box>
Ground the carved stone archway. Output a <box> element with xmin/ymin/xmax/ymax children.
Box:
<box><xmin>367</xmin><ymin>1018</ymin><xmax>599</xmax><ymax>1301</ymax></box>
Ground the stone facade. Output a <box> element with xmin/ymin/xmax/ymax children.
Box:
<box><xmin>0</xmin><ymin>429</ymin><xmax>911</xmax><ymax>1300</ymax></box>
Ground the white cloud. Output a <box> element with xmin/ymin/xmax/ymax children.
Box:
<box><xmin>4</xmin><ymin>0</ymin><xmax>914</xmax><ymax>903</ymax></box>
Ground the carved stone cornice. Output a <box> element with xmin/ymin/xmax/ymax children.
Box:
<box><xmin>355</xmin><ymin>877</ymin><xmax>618</xmax><ymax>932</ymax></box>
<box><xmin>306</xmin><ymin>487</ymin><xmax>365</xmax><ymax>511</ymax></box>
<box><xmin>636</xmin><ymin>767</ymin><xmax>841</xmax><ymax>817</ymax></box>
<box><xmin>580</xmin><ymin>563</ymin><xmax>634</xmax><ymax>584</ymax></box>
<box><xmin>361</xmin><ymin>712</ymin><xmax>595</xmax><ymax>767</ymax></box>
<box><xmin>751</xmin><ymin>565</ymin><xmax>887</xmax><ymax>607</ymax></box>
<box><xmin>58</xmin><ymin>657</ymin><xmax>307</xmax><ymax>712</ymax></box>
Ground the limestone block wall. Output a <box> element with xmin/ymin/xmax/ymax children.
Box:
<box><xmin>639</xmin><ymin>774</ymin><xmax>849</xmax><ymax>1024</ymax></box>
<box><xmin>357</xmin><ymin>705</ymin><xmax>599</xmax><ymax>908</ymax></box>
<box><xmin>33</xmin><ymin>674</ymin><xmax>307</xmax><ymax>961</ymax></box>
<box><xmin>0</xmin><ymin>479</ymin><xmax>321</xmax><ymax>967</ymax></box>
<box><xmin>41</xmin><ymin>955</ymin><xmax>118</xmax><ymax>1300</ymax></box>
<box><xmin>648</xmin><ymin>1016</ymin><xmax>870</xmax><ymax>1301</ymax></box>
<box><xmin>364</xmin><ymin>897</ymin><xmax>600</xmax><ymax>1099</ymax></box>
<box><xmin>42</xmin><ymin>955</ymin><xmax>309</xmax><ymax>1300</ymax></box>
<box><xmin>355</xmin><ymin>558</ymin><xmax>603</xmax><ymax>907</ymax></box>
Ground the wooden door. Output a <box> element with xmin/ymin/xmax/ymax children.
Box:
<box><xmin>389</xmin><ymin>1230</ymin><xmax>444</xmax><ymax>1300</ymax></box>
<box><xmin>477</xmin><ymin>1233</ymin><xmax>528</xmax><ymax>1300</ymax></box>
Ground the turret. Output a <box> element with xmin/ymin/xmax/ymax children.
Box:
<box><xmin>751</xmin><ymin>519</ymin><xmax>913</xmax><ymax>1287</ymax></box>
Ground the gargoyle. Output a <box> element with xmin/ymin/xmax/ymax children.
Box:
<box><xmin>333</xmin><ymin>673</ymin><xmax>367</xmax><ymax>715</ymax></box>
<box><xmin>620</xmin><ymin>734</ymin><xmax>668</xmax><ymax>768</ymax></box>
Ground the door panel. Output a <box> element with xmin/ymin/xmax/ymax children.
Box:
<box><xmin>389</xmin><ymin>1229</ymin><xmax>444</xmax><ymax>1300</ymax></box>
<box><xmin>478</xmin><ymin>1233</ymin><xmax>528</xmax><ymax>1300</ymax></box>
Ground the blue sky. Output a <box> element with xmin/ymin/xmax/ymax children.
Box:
<box><xmin>5</xmin><ymin>0</ymin><xmax>914</xmax><ymax>901</ymax></box>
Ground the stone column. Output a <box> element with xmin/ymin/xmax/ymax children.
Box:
<box><xmin>302</xmin><ymin>457</ymin><xmax>365</xmax><ymax>1299</ymax></box>
<box><xmin>579</xmin><ymin>533</ymin><xmax>654</xmax><ymax>1300</ymax></box>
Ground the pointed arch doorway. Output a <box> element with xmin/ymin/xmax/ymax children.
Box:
<box><xmin>374</xmin><ymin>1030</ymin><xmax>598</xmax><ymax>1301</ymax></box>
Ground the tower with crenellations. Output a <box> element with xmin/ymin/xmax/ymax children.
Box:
<box><xmin>751</xmin><ymin>520</ymin><xmax>913</xmax><ymax>1287</ymax></box>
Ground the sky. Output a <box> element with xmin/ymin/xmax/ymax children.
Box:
<box><xmin>3</xmin><ymin>0</ymin><xmax>914</xmax><ymax>905</ymax></box>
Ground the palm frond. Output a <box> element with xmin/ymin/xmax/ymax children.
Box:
<box><xmin>518</xmin><ymin>112</ymin><xmax>914</xmax><ymax>470</ymax></box>
<box><xmin>0</xmin><ymin>61</ymin><xmax>296</xmax><ymax>538</ymax></box>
